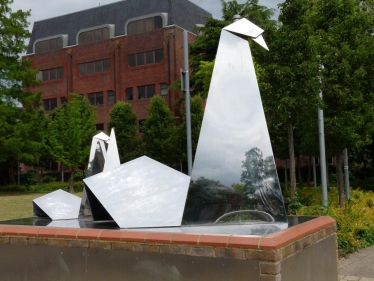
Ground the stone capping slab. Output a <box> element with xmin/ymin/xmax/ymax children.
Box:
<box><xmin>0</xmin><ymin>216</ymin><xmax>335</xmax><ymax>251</ymax></box>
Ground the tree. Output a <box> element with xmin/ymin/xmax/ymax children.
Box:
<box><xmin>48</xmin><ymin>94</ymin><xmax>96</xmax><ymax>193</ymax></box>
<box><xmin>0</xmin><ymin>0</ymin><xmax>43</xmax><ymax>184</ymax></box>
<box><xmin>141</xmin><ymin>96</ymin><xmax>179</xmax><ymax>167</ymax></box>
<box><xmin>308</xmin><ymin>0</ymin><xmax>374</xmax><ymax>207</ymax></box>
<box><xmin>108</xmin><ymin>102</ymin><xmax>141</xmax><ymax>163</ymax></box>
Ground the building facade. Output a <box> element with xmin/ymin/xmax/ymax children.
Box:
<box><xmin>25</xmin><ymin>0</ymin><xmax>211</xmax><ymax>132</ymax></box>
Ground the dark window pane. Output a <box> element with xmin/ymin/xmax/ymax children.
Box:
<box><xmin>49</xmin><ymin>39</ymin><xmax>56</xmax><ymax>51</ymax></box>
<box><xmin>43</xmin><ymin>100</ymin><xmax>50</xmax><ymax>111</ymax></box>
<box><xmin>138</xmin><ymin>86</ymin><xmax>146</xmax><ymax>99</ymax></box>
<box><xmin>96</xmin><ymin>92</ymin><xmax>103</xmax><ymax>105</ymax></box>
<box><xmin>88</xmin><ymin>93</ymin><xmax>95</xmax><ymax>105</ymax></box>
<box><xmin>79</xmin><ymin>64</ymin><xmax>86</xmax><ymax>75</ymax></box>
<box><xmin>147</xmin><ymin>85</ymin><xmax>155</xmax><ymax>98</ymax></box>
<box><xmin>154</xmin><ymin>16</ymin><xmax>163</xmax><ymax>29</ymax></box>
<box><xmin>107</xmin><ymin>91</ymin><xmax>115</xmax><ymax>104</ymax></box>
<box><xmin>35</xmin><ymin>42</ymin><xmax>43</xmax><ymax>54</ymax></box>
<box><xmin>95</xmin><ymin>60</ymin><xmax>103</xmax><ymax>73</ymax></box>
<box><xmin>87</xmin><ymin>62</ymin><xmax>94</xmax><ymax>74</ymax></box>
<box><xmin>50</xmin><ymin>69</ymin><xmax>56</xmax><ymax>80</ymax></box>
<box><xmin>86</xmin><ymin>31</ymin><xmax>94</xmax><ymax>44</ymax></box>
<box><xmin>127</xmin><ymin>21</ymin><xmax>136</xmax><ymax>35</ymax></box>
<box><xmin>43</xmin><ymin>41</ymin><xmax>49</xmax><ymax>52</ymax></box>
<box><xmin>136</xmin><ymin>53</ymin><xmax>145</xmax><ymax>66</ymax></box>
<box><xmin>36</xmin><ymin>71</ymin><xmax>42</xmax><ymax>80</ymax></box>
<box><xmin>50</xmin><ymin>98</ymin><xmax>57</xmax><ymax>110</ymax></box>
<box><xmin>155</xmin><ymin>49</ymin><xmax>163</xmax><ymax>63</ymax></box>
<box><xmin>95</xmin><ymin>29</ymin><xmax>102</xmax><ymax>42</ymax></box>
<box><xmin>61</xmin><ymin>97</ymin><xmax>68</xmax><ymax>104</ymax></box>
<box><xmin>104</xmin><ymin>27</ymin><xmax>110</xmax><ymax>39</ymax></box>
<box><xmin>42</xmin><ymin>70</ymin><xmax>49</xmax><ymax>81</ymax></box>
<box><xmin>57</xmin><ymin>67</ymin><xmax>63</xmax><ymax>79</ymax></box>
<box><xmin>160</xmin><ymin>83</ymin><xmax>169</xmax><ymax>96</ymax></box>
<box><xmin>125</xmin><ymin>88</ymin><xmax>133</xmax><ymax>100</ymax></box>
<box><xmin>79</xmin><ymin>32</ymin><xmax>86</xmax><ymax>45</ymax></box>
<box><xmin>96</xmin><ymin>123</ymin><xmax>104</xmax><ymax>131</ymax></box>
<box><xmin>56</xmin><ymin>37</ymin><xmax>63</xmax><ymax>49</ymax></box>
<box><xmin>103</xmin><ymin>59</ymin><xmax>110</xmax><ymax>72</ymax></box>
<box><xmin>136</xmin><ymin>20</ymin><xmax>144</xmax><ymax>33</ymax></box>
<box><xmin>128</xmin><ymin>54</ymin><xmax>136</xmax><ymax>67</ymax></box>
<box><xmin>146</xmin><ymin>18</ymin><xmax>153</xmax><ymax>32</ymax></box>
<box><xmin>146</xmin><ymin>51</ymin><xmax>154</xmax><ymax>64</ymax></box>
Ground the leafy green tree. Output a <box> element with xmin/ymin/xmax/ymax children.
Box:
<box><xmin>0</xmin><ymin>0</ymin><xmax>43</xmax><ymax>183</ymax></box>
<box><xmin>48</xmin><ymin>94</ymin><xmax>96</xmax><ymax>193</ymax></box>
<box><xmin>108</xmin><ymin>102</ymin><xmax>141</xmax><ymax>163</ymax></box>
<box><xmin>141</xmin><ymin>96</ymin><xmax>179</xmax><ymax>167</ymax></box>
<box><xmin>308</xmin><ymin>0</ymin><xmax>374</xmax><ymax>207</ymax></box>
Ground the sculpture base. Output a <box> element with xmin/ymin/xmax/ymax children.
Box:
<box><xmin>0</xmin><ymin>216</ymin><xmax>338</xmax><ymax>281</ymax></box>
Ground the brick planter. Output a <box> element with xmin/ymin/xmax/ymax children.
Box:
<box><xmin>0</xmin><ymin>216</ymin><xmax>338</xmax><ymax>281</ymax></box>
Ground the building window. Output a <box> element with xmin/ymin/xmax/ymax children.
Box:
<box><xmin>160</xmin><ymin>83</ymin><xmax>169</xmax><ymax>96</ymax></box>
<box><xmin>79</xmin><ymin>59</ymin><xmax>110</xmax><ymax>76</ymax></box>
<box><xmin>138</xmin><ymin>85</ymin><xmax>155</xmax><ymax>100</ymax></box>
<box><xmin>36</xmin><ymin>67</ymin><xmax>63</xmax><ymax>82</ymax></box>
<box><xmin>138</xmin><ymin>120</ymin><xmax>145</xmax><ymax>133</ymax></box>
<box><xmin>88</xmin><ymin>92</ymin><xmax>104</xmax><ymax>105</ymax></box>
<box><xmin>35</xmin><ymin>37</ymin><xmax>64</xmax><ymax>54</ymax></box>
<box><xmin>78</xmin><ymin>27</ymin><xmax>110</xmax><ymax>45</ymax></box>
<box><xmin>125</xmin><ymin>88</ymin><xmax>133</xmax><ymax>101</ymax></box>
<box><xmin>107</xmin><ymin>90</ymin><xmax>115</xmax><ymax>104</ymax></box>
<box><xmin>128</xmin><ymin>49</ymin><xmax>163</xmax><ymax>67</ymax></box>
<box><xmin>43</xmin><ymin>98</ymin><xmax>57</xmax><ymax>111</ymax></box>
<box><xmin>127</xmin><ymin>15</ymin><xmax>163</xmax><ymax>35</ymax></box>
<box><xmin>60</xmin><ymin>97</ymin><xmax>68</xmax><ymax>104</ymax></box>
<box><xmin>96</xmin><ymin>123</ymin><xmax>104</xmax><ymax>132</ymax></box>
<box><xmin>44</xmin><ymin>161</ymin><xmax>58</xmax><ymax>171</ymax></box>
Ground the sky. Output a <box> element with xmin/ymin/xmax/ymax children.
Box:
<box><xmin>10</xmin><ymin>0</ymin><xmax>282</xmax><ymax>33</ymax></box>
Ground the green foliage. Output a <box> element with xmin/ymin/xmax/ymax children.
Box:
<box><xmin>31</xmin><ymin>181</ymin><xmax>84</xmax><ymax>193</ymax></box>
<box><xmin>108</xmin><ymin>102</ymin><xmax>141</xmax><ymax>163</ymax></box>
<box><xmin>0</xmin><ymin>184</ymin><xmax>29</xmax><ymax>192</ymax></box>
<box><xmin>291</xmin><ymin>188</ymin><xmax>374</xmax><ymax>255</ymax></box>
<box><xmin>0</xmin><ymin>1</ymin><xmax>44</xmax><ymax>184</ymax></box>
<box><xmin>142</xmin><ymin>96</ymin><xmax>179</xmax><ymax>167</ymax></box>
<box><xmin>73</xmin><ymin>171</ymin><xmax>85</xmax><ymax>182</ymax></box>
<box><xmin>48</xmin><ymin>93</ymin><xmax>96</xmax><ymax>193</ymax></box>
<box><xmin>20</xmin><ymin>170</ymin><xmax>38</xmax><ymax>186</ymax></box>
<box><xmin>41</xmin><ymin>175</ymin><xmax>56</xmax><ymax>183</ymax></box>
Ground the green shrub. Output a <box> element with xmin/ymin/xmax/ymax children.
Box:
<box><xmin>0</xmin><ymin>184</ymin><xmax>30</xmax><ymax>192</ymax></box>
<box><xmin>42</xmin><ymin>175</ymin><xmax>56</xmax><ymax>183</ymax></box>
<box><xmin>20</xmin><ymin>170</ymin><xmax>38</xmax><ymax>186</ymax></box>
<box><xmin>31</xmin><ymin>181</ymin><xmax>84</xmax><ymax>193</ymax></box>
<box><xmin>74</xmin><ymin>171</ymin><xmax>85</xmax><ymax>182</ymax></box>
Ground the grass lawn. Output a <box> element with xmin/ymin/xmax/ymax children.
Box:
<box><xmin>0</xmin><ymin>192</ymin><xmax>82</xmax><ymax>221</ymax></box>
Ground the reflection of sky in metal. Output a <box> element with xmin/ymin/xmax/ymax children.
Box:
<box><xmin>192</xmin><ymin>29</ymin><xmax>273</xmax><ymax>187</ymax></box>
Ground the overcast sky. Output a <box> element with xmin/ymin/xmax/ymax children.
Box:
<box><xmin>10</xmin><ymin>0</ymin><xmax>282</xmax><ymax>33</ymax></box>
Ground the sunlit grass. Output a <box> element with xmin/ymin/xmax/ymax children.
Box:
<box><xmin>0</xmin><ymin>192</ymin><xmax>82</xmax><ymax>221</ymax></box>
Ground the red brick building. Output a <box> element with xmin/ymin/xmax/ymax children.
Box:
<box><xmin>24</xmin><ymin>0</ymin><xmax>210</xmax><ymax>132</ymax></box>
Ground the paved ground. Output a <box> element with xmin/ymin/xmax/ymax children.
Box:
<box><xmin>339</xmin><ymin>245</ymin><xmax>374</xmax><ymax>281</ymax></box>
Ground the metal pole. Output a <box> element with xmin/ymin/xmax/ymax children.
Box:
<box><xmin>183</xmin><ymin>30</ymin><xmax>193</xmax><ymax>176</ymax></box>
<box><xmin>284</xmin><ymin>160</ymin><xmax>288</xmax><ymax>189</ymax></box>
<box><xmin>312</xmin><ymin>157</ymin><xmax>317</xmax><ymax>189</ymax></box>
<box><xmin>318</xmin><ymin>75</ymin><xmax>328</xmax><ymax>206</ymax></box>
<box><xmin>343</xmin><ymin>148</ymin><xmax>350</xmax><ymax>200</ymax></box>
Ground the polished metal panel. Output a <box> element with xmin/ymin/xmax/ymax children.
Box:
<box><xmin>80</xmin><ymin>132</ymin><xmax>109</xmax><ymax>217</ymax></box>
<box><xmin>183</xmin><ymin>19</ymin><xmax>287</xmax><ymax>224</ymax></box>
<box><xmin>103</xmin><ymin>128</ymin><xmax>120</xmax><ymax>172</ymax></box>
<box><xmin>84</xmin><ymin>156</ymin><xmax>190</xmax><ymax>228</ymax></box>
<box><xmin>33</xmin><ymin>189</ymin><xmax>81</xmax><ymax>220</ymax></box>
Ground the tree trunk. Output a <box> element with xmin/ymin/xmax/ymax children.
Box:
<box><xmin>297</xmin><ymin>155</ymin><xmax>302</xmax><ymax>186</ymax></box>
<box><xmin>287</xmin><ymin>119</ymin><xmax>297</xmax><ymax>201</ymax></box>
<box><xmin>307</xmin><ymin>156</ymin><xmax>311</xmax><ymax>186</ymax></box>
<box><xmin>336</xmin><ymin>151</ymin><xmax>345</xmax><ymax>208</ymax></box>
<box><xmin>40</xmin><ymin>166</ymin><xmax>44</xmax><ymax>183</ymax></box>
<box><xmin>8</xmin><ymin>167</ymin><xmax>15</xmax><ymax>185</ymax></box>
<box><xmin>69</xmin><ymin>169</ymin><xmax>75</xmax><ymax>194</ymax></box>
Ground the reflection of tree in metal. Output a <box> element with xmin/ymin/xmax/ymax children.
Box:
<box><xmin>241</xmin><ymin>147</ymin><xmax>285</xmax><ymax>218</ymax></box>
<box><xmin>214</xmin><ymin>210</ymin><xmax>274</xmax><ymax>223</ymax></box>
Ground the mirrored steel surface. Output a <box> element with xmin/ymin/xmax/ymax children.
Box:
<box><xmin>183</xmin><ymin>20</ymin><xmax>287</xmax><ymax>225</ymax></box>
<box><xmin>103</xmin><ymin>128</ymin><xmax>121</xmax><ymax>172</ymax></box>
<box><xmin>84</xmin><ymin>156</ymin><xmax>190</xmax><ymax>228</ymax></box>
<box><xmin>33</xmin><ymin>189</ymin><xmax>81</xmax><ymax>220</ymax></box>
